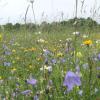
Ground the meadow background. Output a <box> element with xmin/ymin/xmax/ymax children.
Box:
<box><xmin>0</xmin><ymin>0</ymin><xmax>100</xmax><ymax>100</ymax></box>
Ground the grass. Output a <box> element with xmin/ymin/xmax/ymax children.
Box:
<box><xmin>0</xmin><ymin>28</ymin><xmax>100</xmax><ymax>100</ymax></box>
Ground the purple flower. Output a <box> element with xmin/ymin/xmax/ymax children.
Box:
<box><xmin>96</xmin><ymin>67</ymin><xmax>100</xmax><ymax>70</ymax></box>
<box><xmin>26</xmin><ymin>78</ymin><xmax>37</xmax><ymax>85</ymax></box>
<box><xmin>4</xmin><ymin>51</ymin><xmax>11</xmax><ymax>55</ymax></box>
<box><xmin>21</xmin><ymin>90</ymin><xmax>32</xmax><ymax>95</ymax></box>
<box><xmin>3</xmin><ymin>62</ymin><xmax>11</xmax><ymax>67</ymax></box>
<box><xmin>2</xmin><ymin>44</ymin><xmax>9</xmax><ymax>50</ymax></box>
<box><xmin>51</xmin><ymin>59</ymin><xmax>56</xmax><ymax>64</ymax></box>
<box><xmin>43</xmin><ymin>49</ymin><xmax>51</xmax><ymax>56</ymax></box>
<box><xmin>34</xmin><ymin>95</ymin><xmax>39</xmax><ymax>100</ymax></box>
<box><xmin>63</xmin><ymin>71</ymin><xmax>81</xmax><ymax>92</ymax></box>
<box><xmin>60</xmin><ymin>58</ymin><xmax>66</xmax><ymax>63</ymax></box>
<box><xmin>97</xmin><ymin>53</ymin><xmax>100</xmax><ymax>60</ymax></box>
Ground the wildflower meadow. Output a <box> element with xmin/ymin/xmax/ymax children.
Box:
<box><xmin>0</xmin><ymin>21</ymin><xmax>100</xmax><ymax>100</ymax></box>
<box><xmin>0</xmin><ymin>0</ymin><xmax>100</xmax><ymax>99</ymax></box>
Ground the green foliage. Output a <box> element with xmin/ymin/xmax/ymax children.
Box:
<box><xmin>13</xmin><ymin>23</ymin><xmax>20</xmax><ymax>30</ymax></box>
<box><xmin>4</xmin><ymin>23</ymin><xmax>13</xmax><ymax>31</ymax></box>
<box><xmin>0</xmin><ymin>17</ymin><xmax>100</xmax><ymax>33</ymax></box>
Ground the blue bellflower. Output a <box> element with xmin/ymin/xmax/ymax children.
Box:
<box><xmin>21</xmin><ymin>90</ymin><xmax>32</xmax><ymax>95</ymax></box>
<box><xmin>51</xmin><ymin>59</ymin><xmax>56</xmax><ymax>64</ymax></box>
<box><xmin>26</xmin><ymin>78</ymin><xmax>37</xmax><ymax>86</ymax></box>
<box><xmin>63</xmin><ymin>71</ymin><xmax>81</xmax><ymax>92</ymax></box>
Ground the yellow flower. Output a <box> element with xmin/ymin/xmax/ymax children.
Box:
<box><xmin>57</xmin><ymin>52</ymin><xmax>63</xmax><ymax>57</ymax></box>
<box><xmin>28</xmin><ymin>47</ymin><xmax>36</xmax><ymax>51</ymax></box>
<box><xmin>11</xmin><ymin>68</ymin><xmax>17</xmax><ymax>73</ymax></box>
<box><xmin>11</xmin><ymin>68</ymin><xmax>17</xmax><ymax>71</ymax></box>
<box><xmin>12</xmin><ymin>49</ymin><xmax>16</xmax><ymax>53</ymax></box>
<box><xmin>0</xmin><ymin>34</ymin><xmax>2</xmax><ymax>41</ymax></box>
<box><xmin>83</xmin><ymin>40</ymin><xmax>92</xmax><ymax>45</ymax></box>
<box><xmin>0</xmin><ymin>76</ymin><xmax>2</xmax><ymax>80</ymax></box>
<box><xmin>29</xmin><ymin>65</ymin><xmax>32</xmax><ymax>68</ymax></box>
<box><xmin>76</xmin><ymin>52</ymin><xmax>83</xmax><ymax>58</ymax></box>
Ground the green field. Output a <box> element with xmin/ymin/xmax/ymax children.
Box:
<box><xmin>0</xmin><ymin>22</ymin><xmax>100</xmax><ymax>100</ymax></box>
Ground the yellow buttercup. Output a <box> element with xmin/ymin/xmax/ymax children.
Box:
<box><xmin>83</xmin><ymin>40</ymin><xmax>92</xmax><ymax>45</ymax></box>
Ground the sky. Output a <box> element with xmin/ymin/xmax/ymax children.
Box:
<box><xmin>0</xmin><ymin>0</ymin><xmax>100</xmax><ymax>24</ymax></box>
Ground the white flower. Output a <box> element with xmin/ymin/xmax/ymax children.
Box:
<box><xmin>35</xmin><ymin>31</ymin><xmax>41</xmax><ymax>35</ymax></box>
<box><xmin>37</xmin><ymin>39</ymin><xmax>45</xmax><ymax>43</ymax></box>
<box><xmin>95</xmin><ymin>88</ymin><xmax>98</xmax><ymax>93</ymax></box>
<box><xmin>72</xmin><ymin>32</ymin><xmax>80</xmax><ymax>35</ymax></box>
<box><xmin>82</xmin><ymin>34</ymin><xmax>88</xmax><ymax>38</ymax></box>
<box><xmin>47</xmin><ymin>66</ymin><xmax>52</xmax><ymax>72</ymax></box>
<box><xmin>78</xmin><ymin>90</ymin><xmax>83</xmax><ymax>96</ymax></box>
<box><xmin>66</xmin><ymin>38</ymin><xmax>72</xmax><ymax>42</ymax></box>
<box><xmin>40</xmin><ymin>65</ymin><xmax>52</xmax><ymax>72</ymax></box>
<box><xmin>96</xmin><ymin>40</ymin><xmax>100</xmax><ymax>44</ymax></box>
<box><xmin>38</xmin><ymin>31</ymin><xmax>41</xmax><ymax>34</ymax></box>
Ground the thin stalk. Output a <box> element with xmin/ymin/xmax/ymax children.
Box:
<box><xmin>25</xmin><ymin>4</ymin><xmax>30</xmax><ymax>25</ymax></box>
<box><xmin>75</xmin><ymin>0</ymin><xmax>78</xmax><ymax>18</ymax></box>
<box><xmin>74</xmin><ymin>0</ymin><xmax>78</xmax><ymax>66</ymax></box>
<box><xmin>31</xmin><ymin>3</ymin><xmax>36</xmax><ymax>24</ymax></box>
<box><xmin>88</xmin><ymin>56</ymin><xmax>93</xmax><ymax>99</ymax></box>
